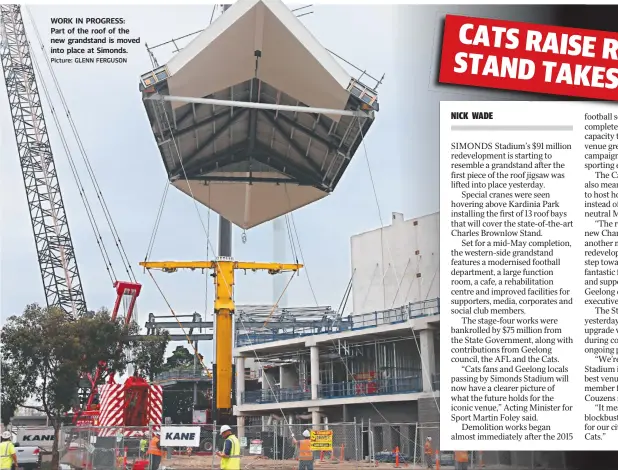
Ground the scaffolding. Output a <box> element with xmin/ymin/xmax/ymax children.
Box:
<box><xmin>235</xmin><ymin>298</ymin><xmax>440</xmax><ymax>347</ymax></box>
<box><xmin>235</xmin><ymin>305</ymin><xmax>343</xmax><ymax>345</ymax></box>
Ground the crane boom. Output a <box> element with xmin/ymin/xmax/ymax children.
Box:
<box><xmin>0</xmin><ymin>5</ymin><xmax>87</xmax><ymax>317</ymax></box>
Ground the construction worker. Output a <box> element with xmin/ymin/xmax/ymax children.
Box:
<box><xmin>216</xmin><ymin>425</ymin><xmax>240</xmax><ymax>470</ymax></box>
<box><xmin>424</xmin><ymin>437</ymin><xmax>433</xmax><ymax>468</ymax></box>
<box><xmin>0</xmin><ymin>431</ymin><xmax>17</xmax><ymax>470</ymax></box>
<box><xmin>139</xmin><ymin>434</ymin><xmax>148</xmax><ymax>458</ymax></box>
<box><xmin>291</xmin><ymin>430</ymin><xmax>313</xmax><ymax>470</ymax></box>
<box><xmin>454</xmin><ymin>450</ymin><xmax>469</xmax><ymax>470</ymax></box>
<box><xmin>146</xmin><ymin>431</ymin><xmax>163</xmax><ymax>470</ymax></box>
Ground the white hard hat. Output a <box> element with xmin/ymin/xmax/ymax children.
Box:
<box><xmin>302</xmin><ymin>430</ymin><xmax>310</xmax><ymax>438</ymax></box>
<box><xmin>220</xmin><ymin>425</ymin><xmax>232</xmax><ymax>435</ymax></box>
<box><xmin>426</xmin><ymin>437</ymin><xmax>432</xmax><ymax>441</ymax></box>
<box><xmin>1</xmin><ymin>431</ymin><xmax>10</xmax><ymax>440</ymax></box>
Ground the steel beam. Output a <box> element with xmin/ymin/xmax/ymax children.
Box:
<box><xmin>160</xmin><ymin>108</ymin><xmax>231</xmax><ymax>141</ymax></box>
<box><xmin>145</xmin><ymin>320</ymin><xmax>336</xmax><ymax>329</ymax></box>
<box><xmin>147</xmin><ymin>94</ymin><xmax>372</xmax><ymax>118</ymax></box>
<box><xmin>177</xmin><ymin>140</ymin><xmax>249</xmax><ymax>178</ymax></box>
<box><xmin>260</xmin><ymin>110</ymin><xmax>323</xmax><ymax>175</ymax></box>
<box><xmin>145</xmin><ymin>321</ymin><xmax>212</xmax><ymax>329</ymax></box>
<box><xmin>132</xmin><ymin>334</ymin><xmax>213</xmax><ymax>341</ymax></box>
<box><xmin>179</xmin><ymin>107</ymin><xmax>249</xmax><ymax>169</ymax></box>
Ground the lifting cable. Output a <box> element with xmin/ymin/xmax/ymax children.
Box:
<box><xmin>284</xmin><ymin>186</ymin><xmax>319</xmax><ymax>306</ymax></box>
<box><xmin>204</xmin><ymin>186</ymin><xmax>211</xmax><ymax>320</ymax></box>
<box><xmin>25</xmin><ymin>25</ymin><xmax>116</xmax><ymax>285</ymax></box>
<box><xmin>358</xmin><ymin>124</ymin><xmax>441</xmax><ymax>416</ymax></box>
<box><xmin>144</xmin><ymin>179</ymin><xmax>169</xmax><ymax>262</ymax></box>
<box><xmin>280</xmin><ymin>112</ymin><xmax>434</xmax><ymax>450</ymax></box>
<box><xmin>145</xmin><ymin>52</ymin><xmax>230</xmax><ymax>379</ymax></box>
<box><xmin>27</xmin><ymin>8</ymin><xmax>136</xmax><ymax>284</ymax></box>
<box><xmin>284</xmin><ymin>214</ymin><xmax>299</xmax><ymax>264</ymax></box>
<box><xmin>285</xmin><ymin>169</ymin><xmax>418</xmax><ymax>444</ymax></box>
<box><xmin>261</xmin><ymin>272</ymin><xmax>295</xmax><ymax>328</ymax></box>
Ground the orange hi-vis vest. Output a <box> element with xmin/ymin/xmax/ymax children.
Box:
<box><xmin>424</xmin><ymin>442</ymin><xmax>432</xmax><ymax>455</ymax></box>
<box><xmin>147</xmin><ymin>437</ymin><xmax>163</xmax><ymax>456</ymax></box>
<box><xmin>298</xmin><ymin>440</ymin><xmax>313</xmax><ymax>461</ymax></box>
<box><xmin>455</xmin><ymin>451</ymin><xmax>468</xmax><ymax>463</ymax></box>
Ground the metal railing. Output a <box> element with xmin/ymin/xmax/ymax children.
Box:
<box><xmin>236</xmin><ymin>298</ymin><xmax>440</xmax><ymax>347</ymax></box>
<box><xmin>348</xmin><ymin>298</ymin><xmax>439</xmax><ymax>330</ymax></box>
<box><xmin>318</xmin><ymin>376</ymin><xmax>422</xmax><ymax>399</ymax></box>
<box><xmin>242</xmin><ymin>376</ymin><xmax>422</xmax><ymax>404</ymax></box>
<box><xmin>153</xmin><ymin>368</ymin><xmax>210</xmax><ymax>382</ymax></box>
<box><xmin>242</xmin><ymin>387</ymin><xmax>311</xmax><ymax>404</ymax></box>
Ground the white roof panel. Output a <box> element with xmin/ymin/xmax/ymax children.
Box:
<box><xmin>166</xmin><ymin>0</ymin><xmax>352</xmax><ymax>119</ymax></box>
<box><xmin>172</xmin><ymin>177</ymin><xmax>327</xmax><ymax>230</ymax></box>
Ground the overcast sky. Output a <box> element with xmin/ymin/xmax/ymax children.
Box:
<box><xmin>0</xmin><ymin>4</ymin><xmax>422</xmax><ymax>360</ymax></box>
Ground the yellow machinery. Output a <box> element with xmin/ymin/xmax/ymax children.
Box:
<box><xmin>140</xmin><ymin>259</ymin><xmax>303</xmax><ymax>409</ymax></box>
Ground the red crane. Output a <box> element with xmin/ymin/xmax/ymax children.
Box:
<box><xmin>0</xmin><ymin>5</ymin><xmax>150</xmax><ymax>429</ymax></box>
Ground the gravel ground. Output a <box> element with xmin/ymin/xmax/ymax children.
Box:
<box><xmin>160</xmin><ymin>456</ymin><xmax>566</xmax><ymax>470</ymax></box>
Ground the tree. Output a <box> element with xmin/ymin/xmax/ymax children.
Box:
<box><xmin>164</xmin><ymin>345</ymin><xmax>203</xmax><ymax>370</ymax></box>
<box><xmin>1</xmin><ymin>304</ymin><xmax>143</xmax><ymax>470</ymax></box>
<box><xmin>1</xmin><ymin>358</ymin><xmax>31</xmax><ymax>426</ymax></box>
<box><xmin>131</xmin><ymin>331</ymin><xmax>171</xmax><ymax>381</ymax></box>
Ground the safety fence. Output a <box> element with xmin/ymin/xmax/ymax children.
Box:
<box><xmin>10</xmin><ymin>423</ymin><xmax>571</xmax><ymax>469</ymax></box>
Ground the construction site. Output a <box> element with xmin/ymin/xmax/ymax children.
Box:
<box><xmin>0</xmin><ymin>1</ymin><xmax>600</xmax><ymax>469</ymax></box>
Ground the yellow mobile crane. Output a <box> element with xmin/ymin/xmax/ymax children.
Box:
<box><xmin>138</xmin><ymin>0</ymin><xmax>379</xmax><ymax>419</ymax></box>
<box><xmin>140</xmin><ymin>260</ymin><xmax>302</xmax><ymax>410</ymax></box>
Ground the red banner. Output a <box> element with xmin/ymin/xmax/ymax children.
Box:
<box><xmin>439</xmin><ymin>14</ymin><xmax>618</xmax><ymax>101</ymax></box>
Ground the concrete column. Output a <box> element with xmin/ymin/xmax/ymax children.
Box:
<box><xmin>237</xmin><ymin>416</ymin><xmax>245</xmax><ymax>439</ymax></box>
<box><xmin>380</xmin><ymin>426</ymin><xmax>393</xmax><ymax>452</ymax></box>
<box><xmin>310</xmin><ymin>346</ymin><xmax>320</xmax><ymax>400</ymax></box>
<box><xmin>400</xmin><ymin>425</ymin><xmax>411</xmax><ymax>455</ymax></box>
<box><xmin>236</xmin><ymin>356</ymin><xmax>246</xmax><ymax>405</ymax></box>
<box><xmin>262</xmin><ymin>368</ymin><xmax>274</xmax><ymax>390</ymax></box>
<box><xmin>311</xmin><ymin>411</ymin><xmax>321</xmax><ymax>427</ymax></box>
<box><xmin>419</xmin><ymin>329</ymin><xmax>436</xmax><ymax>392</ymax></box>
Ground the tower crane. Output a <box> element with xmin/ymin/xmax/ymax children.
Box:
<box><xmin>0</xmin><ymin>4</ymin><xmax>87</xmax><ymax>317</ymax></box>
<box><xmin>0</xmin><ymin>5</ymin><xmax>146</xmax><ymax>426</ymax></box>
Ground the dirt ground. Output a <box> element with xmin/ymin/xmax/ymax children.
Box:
<box><xmin>163</xmin><ymin>454</ymin><xmax>402</xmax><ymax>469</ymax></box>
<box><xmin>160</xmin><ymin>455</ymin><xmax>553</xmax><ymax>469</ymax></box>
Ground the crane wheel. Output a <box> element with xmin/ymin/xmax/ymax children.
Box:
<box><xmin>200</xmin><ymin>439</ymin><xmax>213</xmax><ymax>452</ymax></box>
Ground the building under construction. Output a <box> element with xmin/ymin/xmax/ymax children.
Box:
<box><xmin>232</xmin><ymin>213</ymin><xmax>440</xmax><ymax>456</ymax></box>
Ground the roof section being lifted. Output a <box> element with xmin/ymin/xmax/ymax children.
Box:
<box><xmin>165</xmin><ymin>0</ymin><xmax>351</xmax><ymax>118</ymax></box>
<box><xmin>140</xmin><ymin>0</ymin><xmax>379</xmax><ymax>229</ymax></box>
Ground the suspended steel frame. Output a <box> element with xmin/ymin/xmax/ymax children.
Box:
<box><xmin>0</xmin><ymin>5</ymin><xmax>87</xmax><ymax>317</ymax></box>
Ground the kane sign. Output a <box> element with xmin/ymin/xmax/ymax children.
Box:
<box><xmin>16</xmin><ymin>427</ymin><xmax>62</xmax><ymax>450</ymax></box>
<box><xmin>160</xmin><ymin>426</ymin><xmax>201</xmax><ymax>447</ymax></box>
